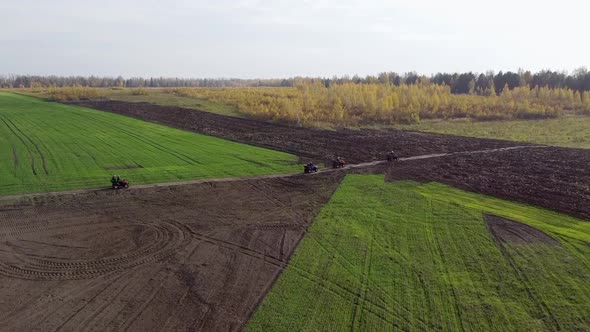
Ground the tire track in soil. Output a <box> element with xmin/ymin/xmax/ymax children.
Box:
<box><xmin>181</xmin><ymin>225</ymin><xmax>286</xmax><ymax>268</ymax></box>
<box><xmin>0</xmin><ymin>116</ymin><xmax>37</xmax><ymax>176</ymax></box>
<box><xmin>278</xmin><ymin>230</ymin><xmax>286</xmax><ymax>261</ymax></box>
<box><xmin>350</xmin><ymin>240</ymin><xmax>370</xmax><ymax>332</ymax></box>
<box><xmin>4</xmin><ymin>117</ymin><xmax>49</xmax><ymax>175</ymax></box>
<box><xmin>11</xmin><ymin>144</ymin><xmax>18</xmax><ymax>169</ymax></box>
<box><xmin>0</xmin><ymin>220</ymin><xmax>191</xmax><ymax>280</ymax></box>
<box><xmin>0</xmin><ymin>269</ymin><xmax>131</xmax><ymax>330</ymax></box>
<box><xmin>119</xmin><ymin>276</ymin><xmax>168</xmax><ymax>331</ymax></box>
<box><xmin>47</xmin><ymin>271</ymin><xmax>135</xmax><ymax>332</ymax></box>
<box><xmin>73</xmin><ymin>111</ymin><xmax>202</xmax><ymax>166</ymax></box>
<box><xmin>433</xmin><ymin>224</ymin><xmax>466</xmax><ymax>332</ymax></box>
<box><xmin>485</xmin><ymin>216</ymin><xmax>561</xmax><ymax>331</ymax></box>
<box><xmin>277</xmin><ymin>256</ymin><xmax>410</xmax><ymax>330</ymax></box>
<box><xmin>79</xmin><ymin>264</ymin><xmax>168</xmax><ymax>331</ymax></box>
<box><xmin>301</xmin><ymin>226</ymin><xmax>433</xmax><ymax>330</ymax></box>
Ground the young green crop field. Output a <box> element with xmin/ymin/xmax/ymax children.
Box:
<box><xmin>395</xmin><ymin>115</ymin><xmax>590</xmax><ymax>149</ymax></box>
<box><xmin>0</xmin><ymin>92</ymin><xmax>298</xmax><ymax>196</ymax></box>
<box><xmin>248</xmin><ymin>175</ymin><xmax>590</xmax><ymax>331</ymax></box>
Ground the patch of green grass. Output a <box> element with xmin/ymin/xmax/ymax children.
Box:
<box><xmin>0</xmin><ymin>92</ymin><xmax>298</xmax><ymax>196</ymax></box>
<box><xmin>248</xmin><ymin>175</ymin><xmax>590</xmax><ymax>331</ymax></box>
<box><xmin>395</xmin><ymin>116</ymin><xmax>590</xmax><ymax>149</ymax></box>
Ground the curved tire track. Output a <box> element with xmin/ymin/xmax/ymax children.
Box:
<box><xmin>0</xmin><ymin>220</ymin><xmax>191</xmax><ymax>280</ymax></box>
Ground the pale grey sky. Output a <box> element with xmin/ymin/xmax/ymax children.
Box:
<box><xmin>0</xmin><ymin>0</ymin><xmax>587</xmax><ymax>78</ymax></box>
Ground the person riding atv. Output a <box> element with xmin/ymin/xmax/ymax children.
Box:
<box><xmin>304</xmin><ymin>162</ymin><xmax>319</xmax><ymax>174</ymax></box>
<box><xmin>111</xmin><ymin>175</ymin><xmax>129</xmax><ymax>189</ymax></box>
<box><xmin>332</xmin><ymin>156</ymin><xmax>346</xmax><ymax>169</ymax></box>
<box><xmin>386</xmin><ymin>151</ymin><xmax>399</xmax><ymax>162</ymax></box>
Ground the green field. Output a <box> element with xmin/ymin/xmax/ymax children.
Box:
<box><xmin>0</xmin><ymin>92</ymin><xmax>298</xmax><ymax>195</ymax></box>
<box><xmin>248</xmin><ymin>175</ymin><xmax>590</xmax><ymax>331</ymax></box>
<box><xmin>395</xmin><ymin>116</ymin><xmax>590</xmax><ymax>149</ymax></box>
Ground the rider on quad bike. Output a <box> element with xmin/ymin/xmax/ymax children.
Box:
<box><xmin>111</xmin><ymin>175</ymin><xmax>118</xmax><ymax>187</ymax></box>
<box><xmin>386</xmin><ymin>151</ymin><xmax>399</xmax><ymax>162</ymax></box>
<box><xmin>332</xmin><ymin>156</ymin><xmax>346</xmax><ymax>169</ymax></box>
<box><xmin>304</xmin><ymin>162</ymin><xmax>319</xmax><ymax>173</ymax></box>
<box><xmin>111</xmin><ymin>175</ymin><xmax>129</xmax><ymax>189</ymax></box>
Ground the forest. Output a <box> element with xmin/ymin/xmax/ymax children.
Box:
<box><xmin>172</xmin><ymin>82</ymin><xmax>590</xmax><ymax>125</ymax></box>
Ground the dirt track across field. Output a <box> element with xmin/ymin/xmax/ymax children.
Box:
<box><xmin>0</xmin><ymin>145</ymin><xmax>541</xmax><ymax>203</ymax></box>
<box><xmin>73</xmin><ymin>100</ymin><xmax>521</xmax><ymax>164</ymax></box>
<box><xmin>0</xmin><ymin>172</ymin><xmax>343</xmax><ymax>331</ymax></box>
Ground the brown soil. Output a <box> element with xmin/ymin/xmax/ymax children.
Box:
<box><xmin>0</xmin><ymin>172</ymin><xmax>343</xmax><ymax>331</ymax></box>
<box><xmin>386</xmin><ymin>146</ymin><xmax>590</xmax><ymax>220</ymax></box>
<box><xmin>484</xmin><ymin>215</ymin><xmax>560</xmax><ymax>245</ymax></box>
<box><xmin>72</xmin><ymin>100</ymin><xmax>520</xmax><ymax>164</ymax></box>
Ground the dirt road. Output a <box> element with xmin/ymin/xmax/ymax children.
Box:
<box><xmin>0</xmin><ymin>145</ymin><xmax>541</xmax><ymax>203</ymax></box>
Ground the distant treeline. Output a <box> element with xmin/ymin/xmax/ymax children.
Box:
<box><xmin>2</xmin><ymin>68</ymin><xmax>590</xmax><ymax>95</ymax></box>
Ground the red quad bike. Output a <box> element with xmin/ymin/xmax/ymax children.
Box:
<box><xmin>112</xmin><ymin>179</ymin><xmax>129</xmax><ymax>189</ymax></box>
<box><xmin>332</xmin><ymin>158</ymin><xmax>346</xmax><ymax>169</ymax></box>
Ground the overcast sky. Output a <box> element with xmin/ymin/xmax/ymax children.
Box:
<box><xmin>0</xmin><ymin>0</ymin><xmax>588</xmax><ymax>78</ymax></box>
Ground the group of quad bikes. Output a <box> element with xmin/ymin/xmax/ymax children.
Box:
<box><xmin>303</xmin><ymin>151</ymin><xmax>399</xmax><ymax>174</ymax></box>
<box><xmin>110</xmin><ymin>151</ymin><xmax>400</xmax><ymax>189</ymax></box>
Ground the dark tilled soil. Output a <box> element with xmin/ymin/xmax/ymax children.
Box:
<box><xmin>485</xmin><ymin>214</ymin><xmax>560</xmax><ymax>245</ymax></box>
<box><xmin>386</xmin><ymin>146</ymin><xmax>590</xmax><ymax>220</ymax></box>
<box><xmin>0</xmin><ymin>172</ymin><xmax>344</xmax><ymax>331</ymax></box>
<box><xmin>72</xmin><ymin>101</ymin><xmax>521</xmax><ymax>164</ymax></box>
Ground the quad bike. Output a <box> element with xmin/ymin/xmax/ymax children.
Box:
<box><xmin>332</xmin><ymin>158</ymin><xmax>346</xmax><ymax>169</ymax></box>
<box><xmin>112</xmin><ymin>179</ymin><xmax>129</xmax><ymax>189</ymax></box>
<box><xmin>386</xmin><ymin>151</ymin><xmax>399</xmax><ymax>162</ymax></box>
<box><xmin>304</xmin><ymin>163</ymin><xmax>319</xmax><ymax>174</ymax></box>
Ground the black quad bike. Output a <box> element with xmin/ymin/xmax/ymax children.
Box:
<box><xmin>386</xmin><ymin>151</ymin><xmax>400</xmax><ymax>162</ymax></box>
<box><xmin>304</xmin><ymin>163</ymin><xmax>319</xmax><ymax>173</ymax></box>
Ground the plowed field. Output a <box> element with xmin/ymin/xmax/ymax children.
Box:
<box><xmin>0</xmin><ymin>172</ymin><xmax>343</xmax><ymax>331</ymax></box>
